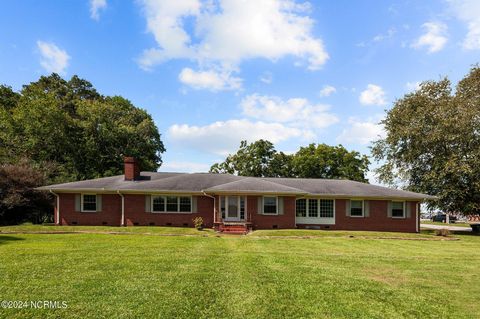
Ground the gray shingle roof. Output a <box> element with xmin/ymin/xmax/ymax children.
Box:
<box><xmin>263</xmin><ymin>178</ymin><xmax>434</xmax><ymax>199</ymax></box>
<box><xmin>38</xmin><ymin>172</ymin><xmax>435</xmax><ymax>200</ymax></box>
<box><xmin>203</xmin><ymin>177</ymin><xmax>306</xmax><ymax>194</ymax></box>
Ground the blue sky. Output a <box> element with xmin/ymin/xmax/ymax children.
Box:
<box><xmin>1</xmin><ymin>0</ymin><xmax>479</xmax><ymax>180</ymax></box>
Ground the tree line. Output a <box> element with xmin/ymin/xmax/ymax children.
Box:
<box><xmin>0</xmin><ymin>74</ymin><xmax>166</xmax><ymax>224</ymax></box>
<box><xmin>210</xmin><ymin>140</ymin><xmax>370</xmax><ymax>182</ymax></box>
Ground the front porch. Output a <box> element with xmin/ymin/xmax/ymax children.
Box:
<box><xmin>214</xmin><ymin>221</ymin><xmax>252</xmax><ymax>234</ymax></box>
<box><xmin>213</xmin><ymin>195</ymin><xmax>253</xmax><ymax>234</ymax></box>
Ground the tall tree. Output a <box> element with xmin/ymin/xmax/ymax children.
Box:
<box><xmin>0</xmin><ymin>73</ymin><xmax>166</xmax><ymax>182</ymax></box>
<box><xmin>209</xmin><ymin>140</ymin><xmax>291</xmax><ymax>177</ymax></box>
<box><xmin>293</xmin><ymin>143</ymin><xmax>370</xmax><ymax>182</ymax></box>
<box><xmin>210</xmin><ymin>140</ymin><xmax>369</xmax><ymax>182</ymax></box>
<box><xmin>372</xmin><ymin>66</ymin><xmax>480</xmax><ymax>214</ymax></box>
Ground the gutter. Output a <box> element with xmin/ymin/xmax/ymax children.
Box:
<box><xmin>117</xmin><ymin>191</ymin><xmax>125</xmax><ymax>226</ymax></box>
<box><xmin>49</xmin><ymin>190</ymin><xmax>60</xmax><ymax>225</ymax></box>
<box><xmin>202</xmin><ymin>191</ymin><xmax>217</xmax><ymax>224</ymax></box>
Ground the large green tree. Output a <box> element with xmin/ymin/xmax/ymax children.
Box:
<box><xmin>209</xmin><ymin>140</ymin><xmax>292</xmax><ymax>177</ymax></box>
<box><xmin>372</xmin><ymin>66</ymin><xmax>480</xmax><ymax>214</ymax></box>
<box><xmin>293</xmin><ymin>143</ymin><xmax>370</xmax><ymax>181</ymax></box>
<box><xmin>0</xmin><ymin>73</ymin><xmax>166</xmax><ymax>182</ymax></box>
<box><xmin>210</xmin><ymin>140</ymin><xmax>369</xmax><ymax>182</ymax></box>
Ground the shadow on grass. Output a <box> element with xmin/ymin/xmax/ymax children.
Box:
<box><xmin>0</xmin><ymin>235</ymin><xmax>25</xmax><ymax>245</ymax></box>
<box><xmin>452</xmin><ymin>231</ymin><xmax>480</xmax><ymax>237</ymax></box>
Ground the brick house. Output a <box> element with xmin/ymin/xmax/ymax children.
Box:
<box><xmin>38</xmin><ymin>157</ymin><xmax>434</xmax><ymax>233</ymax></box>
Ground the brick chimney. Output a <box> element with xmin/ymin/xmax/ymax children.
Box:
<box><xmin>124</xmin><ymin>157</ymin><xmax>140</xmax><ymax>181</ymax></box>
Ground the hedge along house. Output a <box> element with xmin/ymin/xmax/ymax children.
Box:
<box><xmin>38</xmin><ymin>157</ymin><xmax>435</xmax><ymax>233</ymax></box>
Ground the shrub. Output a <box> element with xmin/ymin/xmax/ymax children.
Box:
<box><xmin>193</xmin><ymin>217</ymin><xmax>204</xmax><ymax>230</ymax></box>
<box><xmin>435</xmin><ymin>228</ymin><xmax>450</xmax><ymax>237</ymax></box>
<box><xmin>0</xmin><ymin>159</ymin><xmax>53</xmax><ymax>225</ymax></box>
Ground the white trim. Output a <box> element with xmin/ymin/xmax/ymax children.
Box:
<box><xmin>117</xmin><ymin>191</ymin><xmax>125</xmax><ymax>226</ymax></box>
<box><xmin>221</xmin><ymin>195</ymin><xmax>246</xmax><ymax>221</ymax></box>
<box><xmin>350</xmin><ymin>199</ymin><xmax>364</xmax><ymax>217</ymax></box>
<box><xmin>81</xmin><ymin>193</ymin><xmax>97</xmax><ymax>213</ymax></box>
<box><xmin>39</xmin><ymin>187</ymin><xmax>434</xmax><ymax>202</ymax></box>
<box><xmin>42</xmin><ymin>188</ymin><xmax>433</xmax><ymax>201</ymax></box>
<box><xmin>151</xmin><ymin>195</ymin><xmax>193</xmax><ymax>214</ymax></box>
<box><xmin>262</xmin><ymin>196</ymin><xmax>278</xmax><ymax>215</ymax></box>
<box><xmin>295</xmin><ymin>198</ymin><xmax>335</xmax><ymax>225</ymax></box>
<box><xmin>391</xmin><ymin>200</ymin><xmax>406</xmax><ymax>219</ymax></box>
<box><xmin>307</xmin><ymin>198</ymin><xmax>319</xmax><ymax>218</ymax></box>
<box><xmin>50</xmin><ymin>190</ymin><xmax>60</xmax><ymax>225</ymax></box>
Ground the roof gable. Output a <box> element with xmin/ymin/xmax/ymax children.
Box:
<box><xmin>204</xmin><ymin>177</ymin><xmax>306</xmax><ymax>194</ymax></box>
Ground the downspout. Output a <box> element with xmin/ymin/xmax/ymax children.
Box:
<box><xmin>416</xmin><ymin>202</ymin><xmax>420</xmax><ymax>233</ymax></box>
<box><xmin>117</xmin><ymin>191</ymin><xmax>125</xmax><ymax>226</ymax></box>
<box><xmin>202</xmin><ymin>191</ymin><xmax>216</xmax><ymax>224</ymax></box>
<box><xmin>50</xmin><ymin>190</ymin><xmax>60</xmax><ymax>225</ymax></box>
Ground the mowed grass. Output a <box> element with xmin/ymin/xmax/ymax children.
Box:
<box><xmin>0</xmin><ymin>226</ymin><xmax>479</xmax><ymax>319</ymax></box>
<box><xmin>0</xmin><ymin>223</ymin><xmax>215</xmax><ymax>235</ymax></box>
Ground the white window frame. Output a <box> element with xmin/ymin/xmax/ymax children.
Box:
<box><xmin>296</xmin><ymin>197</ymin><xmax>335</xmax><ymax>218</ymax></box>
<box><xmin>151</xmin><ymin>195</ymin><xmax>192</xmax><ymax>214</ymax></box>
<box><xmin>318</xmin><ymin>199</ymin><xmax>335</xmax><ymax>218</ymax></box>
<box><xmin>391</xmin><ymin>200</ymin><xmax>406</xmax><ymax>219</ymax></box>
<box><xmin>350</xmin><ymin>199</ymin><xmax>364</xmax><ymax>218</ymax></box>
<box><xmin>151</xmin><ymin>196</ymin><xmax>166</xmax><ymax>213</ymax></box>
<box><xmin>262</xmin><ymin>196</ymin><xmax>278</xmax><ymax>215</ymax></box>
<box><xmin>81</xmin><ymin>193</ymin><xmax>97</xmax><ymax>213</ymax></box>
<box><xmin>295</xmin><ymin>197</ymin><xmax>336</xmax><ymax>225</ymax></box>
<box><xmin>239</xmin><ymin>196</ymin><xmax>247</xmax><ymax>220</ymax></box>
<box><xmin>219</xmin><ymin>196</ymin><xmax>247</xmax><ymax>221</ymax></box>
<box><xmin>295</xmin><ymin>198</ymin><xmax>307</xmax><ymax>217</ymax></box>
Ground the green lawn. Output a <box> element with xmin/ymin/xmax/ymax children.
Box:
<box><xmin>0</xmin><ymin>223</ymin><xmax>215</xmax><ymax>236</ymax></box>
<box><xmin>1</xmin><ymin>225</ymin><xmax>479</xmax><ymax>319</ymax></box>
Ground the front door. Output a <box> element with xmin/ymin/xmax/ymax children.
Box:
<box><xmin>225</xmin><ymin>196</ymin><xmax>240</xmax><ymax>221</ymax></box>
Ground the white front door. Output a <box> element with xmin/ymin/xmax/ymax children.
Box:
<box><xmin>225</xmin><ymin>196</ymin><xmax>240</xmax><ymax>221</ymax></box>
<box><xmin>220</xmin><ymin>196</ymin><xmax>246</xmax><ymax>222</ymax></box>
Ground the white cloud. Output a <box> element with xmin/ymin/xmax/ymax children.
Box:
<box><xmin>411</xmin><ymin>22</ymin><xmax>448</xmax><ymax>53</ymax></box>
<box><xmin>365</xmin><ymin>170</ymin><xmax>380</xmax><ymax>185</ymax></box>
<box><xmin>357</xmin><ymin>27</ymin><xmax>396</xmax><ymax>48</ymax></box>
<box><xmin>137</xmin><ymin>0</ymin><xmax>200</xmax><ymax>70</ymax></box>
<box><xmin>448</xmin><ymin>0</ymin><xmax>480</xmax><ymax>50</ymax></box>
<box><xmin>168</xmin><ymin>119</ymin><xmax>312</xmax><ymax>155</ymax></box>
<box><xmin>90</xmin><ymin>0</ymin><xmax>107</xmax><ymax>20</ymax></box>
<box><xmin>179</xmin><ymin>67</ymin><xmax>242</xmax><ymax>91</ymax></box>
<box><xmin>337</xmin><ymin>117</ymin><xmax>385</xmax><ymax>145</ymax></box>
<box><xmin>160</xmin><ymin>161</ymin><xmax>211</xmax><ymax>172</ymax></box>
<box><xmin>372</xmin><ymin>27</ymin><xmax>396</xmax><ymax>42</ymax></box>
<box><xmin>359</xmin><ymin>84</ymin><xmax>387</xmax><ymax>106</ymax></box>
<box><xmin>138</xmin><ymin>0</ymin><xmax>329</xmax><ymax>87</ymax></box>
<box><xmin>36</xmin><ymin>41</ymin><xmax>70</xmax><ymax>75</ymax></box>
<box><xmin>240</xmin><ymin>94</ymin><xmax>338</xmax><ymax>128</ymax></box>
<box><xmin>260</xmin><ymin>72</ymin><xmax>273</xmax><ymax>84</ymax></box>
<box><xmin>319</xmin><ymin>85</ymin><xmax>336</xmax><ymax>97</ymax></box>
<box><xmin>405</xmin><ymin>81</ymin><xmax>421</xmax><ymax>92</ymax></box>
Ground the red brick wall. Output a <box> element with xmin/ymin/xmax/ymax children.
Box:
<box><xmin>249</xmin><ymin>196</ymin><xmax>296</xmax><ymax>229</ymax></box>
<box><xmin>296</xmin><ymin>199</ymin><xmax>419</xmax><ymax>233</ymax></box>
<box><xmin>58</xmin><ymin>193</ymin><xmax>122</xmax><ymax>226</ymax></box>
<box><xmin>56</xmin><ymin>193</ymin><xmax>419</xmax><ymax>232</ymax></box>
<box><xmin>124</xmin><ymin>194</ymin><xmax>214</xmax><ymax>227</ymax></box>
